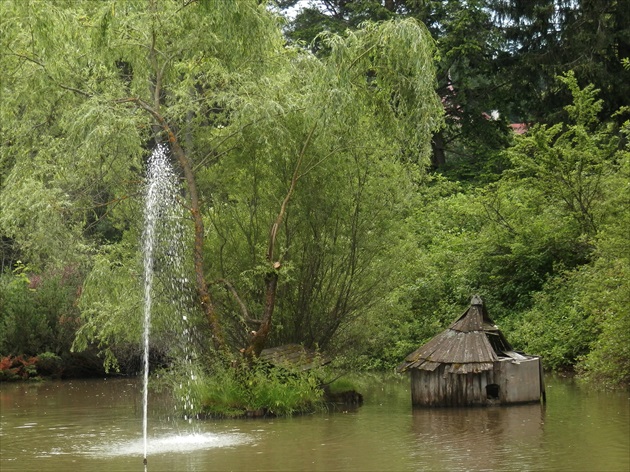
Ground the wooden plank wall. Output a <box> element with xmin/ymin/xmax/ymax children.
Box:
<box><xmin>410</xmin><ymin>358</ymin><xmax>543</xmax><ymax>406</ymax></box>
<box><xmin>411</xmin><ymin>367</ymin><xmax>495</xmax><ymax>406</ymax></box>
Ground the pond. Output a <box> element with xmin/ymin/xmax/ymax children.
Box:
<box><xmin>1</xmin><ymin>373</ymin><xmax>628</xmax><ymax>471</ymax></box>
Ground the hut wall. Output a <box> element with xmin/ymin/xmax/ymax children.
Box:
<box><xmin>410</xmin><ymin>357</ymin><xmax>544</xmax><ymax>406</ymax></box>
<box><xmin>495</xmin><ymin>357</ymin><xmax>543</xmax><ymax>404</ymax></box>
<box><xmin>410</xmin><ymin>366</ymin><xmax>494</xmax><ymax>407</ymax></box>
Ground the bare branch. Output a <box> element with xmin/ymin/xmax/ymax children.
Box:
<box><xmin>216</xmin><ymin>278</ymin><xmax>253</xmax><ymax>324</ymax></box>
<box><xmin>267</xmin><ymin>121</ymin><xmax>318</xmax><ymax>263</ymax></box>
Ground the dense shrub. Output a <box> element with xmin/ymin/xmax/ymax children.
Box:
<box><xmin>0</xmin><ymin>352</ymin><xmax>65</xmax><ymax>380</ymax></box>
<box><xmin>505</xmin><ymin>274</ymin><xmax>598</xmax><ymax>370</ymax></box>
<box><xmin>34</xmin><ymin>352</ymin><xmax>64</xmax><ymax>378</ymax></box>
<box><xmin>0</xmin><ymin>355</ymin><xmax>38</xmax><ymax>380</ymax></box>
<box><xmin>0</xmin><ymin>264</ymin><xmax>82</xmax><ymax>357</ymax></box>
<box><xmin>179</xmin><ymin>360</ymin><xmax>324</xmax><ymax>418</ymax></box>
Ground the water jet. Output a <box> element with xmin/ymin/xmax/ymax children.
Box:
<box><xmin>141</xmin><ymin>144</ymin><xmax>184</xmax><ymax>466</ymax></box>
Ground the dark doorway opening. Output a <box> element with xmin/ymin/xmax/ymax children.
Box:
<box><xmin>486</xmin><ymin>383</ymin><xmax>500</xmax><ymax>400</ymax></box>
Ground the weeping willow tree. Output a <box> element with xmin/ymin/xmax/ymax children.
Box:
<box><xmin>208</xmin><ymin>21</ymin><xmax>442</xmax><ymax>357</ymax></box>
<box><xmin>0</xmin><ymin>0</ymin><xmax>441</xmax><ymax>366</ymax></box>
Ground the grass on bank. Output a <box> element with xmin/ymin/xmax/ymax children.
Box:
<box><xmin>182</xmin><ymin>360</ymin><xmax>326</xmax><ymax>418</ymax></box>
<box><xmin>159</xmin><ymin>358</ymin><xmax>367</xmax><ymax>419</ymax></box>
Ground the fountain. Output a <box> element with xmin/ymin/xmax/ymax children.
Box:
<box><xmin>137</xmin><ymin>145</ymin><xmax>249</xmax><ymax>469</ymax></box>
<box><xmin>141</xmin><ymin>144</ymin><xmax>187</xmax><ymax>467</ymax></box>
<box><xmin>0</xmin><ymin>145</ymin><xmax>251</xmax><ymax>470</ymax></box>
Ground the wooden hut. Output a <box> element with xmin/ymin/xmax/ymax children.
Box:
<box><xmin>397</xmin><ymin>296</ymin><xmax>545</xmax><ymax>407</ymax></box>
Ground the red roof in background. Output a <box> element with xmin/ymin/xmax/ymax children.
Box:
<box><xmin>510</xmin><ymin>123</ymin><xmax>528</xmax><ymax>135</ymax></box>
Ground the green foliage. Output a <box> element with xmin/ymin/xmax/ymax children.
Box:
<box><xmin>199</xmin><ymin>18</ymin><xmax>441</xmax><ymax>350</ymax></box>
<box><xmin>34</xmin><ymin>352</ymin><xmax>64</xmax><ymax>377</ymax></box>
<box><xmin>0</xmin><ymin>265</ymin><xmax>49</xmax><ymax>355</ymax></box>
<box><xmin>0</xmin><ymin>0</ymin><xmax>286</xmax><ymax>363</ymax></box>
<box><xmin>72</xmin><ymin>244</ymin><xmax>141</xmax><ymax>372</ymax></box>
<box><xmin>352</xmin><ymin>77</ymin><xmax>629</xmax><ymax>390</ymax></box>
<box><xmin>576</xmin><ymin>121</ymin><xmax>630</xmax><ymax>386</ymax></box>
<box><xmin>1</xmin><ymin>0</ymin><xmax>442</xmax><ymax>370</ymax></box>
<box><xmin>506</xmin><ymin>274</ymin><xmax>598</xmax><ymax>370</ymax></box>
<box><xmin>282</xmin><ymin>0</ymin><xmax>630</xmax><ymax>175</ymax></box>
<box><xmin>506</xmin><ymin>72</ymin><xmax>618</xmax><ymax>236</ymax></box>
<box><xmin>1</xmin><ymin>0</ymin><xmax>626</xmax><ymax>391</ymax></box>
<box><xmin>0</xmin><ymin>263</ymin><xmax>82</xmax><ymax>357</ymax></box>
<box><xmin>0</xmin><ymin>0</ymin><xmax>144</xmax><ymax>269</ymax></box>
<box><xmin>282</xmin><ymin>0</ymin><xmax>522</xmax><ymax>175</ymax></box>
<box><xmin>493</xmin><ymin>0</ymin><xmax>630</xmax><ymax>122</ymax></box>
<box><xmin>575</xmin><ymin>258</ymin><xmax>630</xmax><ymax>387</ymax></box>
<box><xmin>187</xmin><ymin>361</ymin><xmax>324</xmax><ymax>417</ymax></box>
<box><xmin>508</xmin><ymin>229</ymin><xmax>629</xmax><ymax>385</ymax></box>
<box><xmin>326</xmin><ymin>377</ymin><xmax>359</xmax><ymax>395</ymax></box>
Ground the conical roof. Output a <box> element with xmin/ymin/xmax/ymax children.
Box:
<box><xmin>397</xmin><ymin>296</ymin><xmax>513</xmax><ymax>374</ymax></box>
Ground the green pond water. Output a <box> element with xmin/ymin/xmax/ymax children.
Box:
<box><xmin>1</xmin><ymin>373</ymin><xmax>628</xmax><ymax>471</ymax></box>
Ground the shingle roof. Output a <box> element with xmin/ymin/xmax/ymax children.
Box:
<box><xmin>397</xmin><ymin>296</ymin><xmax>512</xmax><ymax>374</ymax></box>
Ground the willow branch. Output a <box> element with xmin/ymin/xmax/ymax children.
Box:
<box><xmin>9</xmin><ymin>50</ymin><xmax>92</xmax><ymax>97</ymax></box>
<box><xmin>267</xmin><ymin>121</ymin><xmax>318</xmax><ymax>263</ymax></box>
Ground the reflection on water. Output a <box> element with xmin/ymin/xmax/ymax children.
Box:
<box><xmin>0</xmin><ymin>374</ymin><xmax>628</xmax><ymax>472</ymax></box>
<box><xmin>409</xmin><ymin>404</ymin><xmax>546</xmax><ymax>471</ymax></box>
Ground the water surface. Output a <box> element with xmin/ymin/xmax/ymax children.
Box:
<box><xmin>1</xmin><ymin>374</ymin><xmax>628</xmax><ymax>471</ymax></box>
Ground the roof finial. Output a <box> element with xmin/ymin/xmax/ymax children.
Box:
<box><xmin>471</xmin><ymin>295</ymin><xmax>483</xmax><ymax>306</ymax></box>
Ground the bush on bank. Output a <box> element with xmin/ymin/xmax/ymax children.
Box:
<box><xmin>177</xmin><ymin>360</ymin><xmax>326</xmax><ymax>418</ymax></box>
<box><xmin>0</xmin><ymin>265</ymin><xmax>82</xmax><ymax>357</ymax></box>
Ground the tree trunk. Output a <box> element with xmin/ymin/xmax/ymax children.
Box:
<box><xmin>169</xmin><ymin>139</ymin><xmax>226</xmax><ymax>353</ymax></box>
<box><xmin>243</xmin><ymin>123</ymin><xmax>317</xmax><ymax>359</ymax></box>
<box><xmin>244</xmin><ymin>271</ymin><xmax>278</xmax><ymax>358</ymax></box>
<box><xmin>431</xmin><ymin>131</ymin><xmax>446</xmax><ymax>169</ymax></box>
